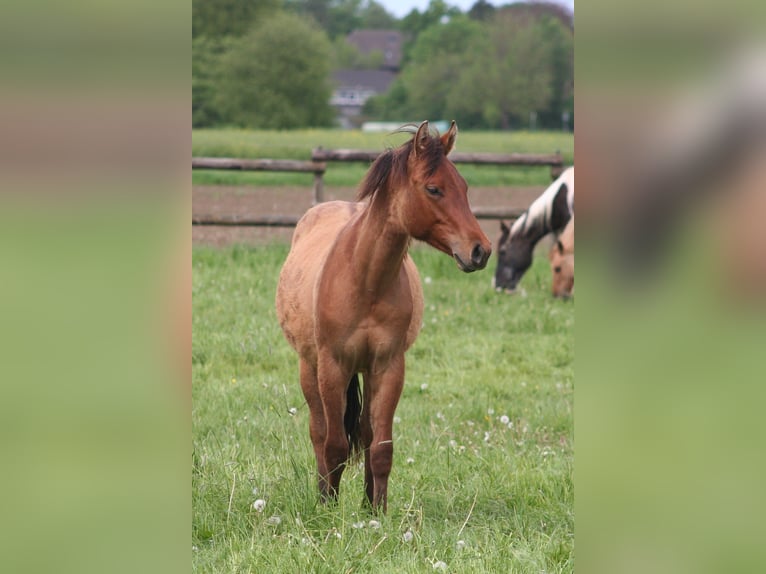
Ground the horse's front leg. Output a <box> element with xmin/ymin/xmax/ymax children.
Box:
<box><xmin>298</xmin><ymin>358</ymin><xmax>328</xmax><ymax>496</ymax></box>
<box><xmin>365</xmin><ymin>355</ymin><xmax>405</xmax><ymax>513</ymax></box>
<box><xmin>317</xmin><ymin>350</ymin><xmax>352</xmax><ymax>501</ymax></box>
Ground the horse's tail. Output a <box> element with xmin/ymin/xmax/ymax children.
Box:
<box><xmin>344</xmin><ymin>373</ymin><xmax>363</xmax><ymax>457</ymax></box>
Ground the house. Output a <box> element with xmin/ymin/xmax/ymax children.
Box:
<box><xmin>331</xmin><ymin>30</ymin><xmax>402</xmax><ymax>128</ymax></box>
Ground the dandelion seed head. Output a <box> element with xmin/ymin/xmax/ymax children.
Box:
<box><xmin>487</xmin><ymin>408</ymin><xmax>495</xmax><ymax>415</ymax></box>
<box><xmin>420</xmin><ymin>383</ymin><xmax>429</xmax><ymax>391</ymax></box>
<box><xmin>352</xmin><ymin>521</ymin><xmax>365</xmax><ymax>529</ymax></box>
<box><xmin>499</xmin><ymin>415</ymin><xmax>510</xmax><ymax>425</ymax></box>
<box><xmin>456</xmin><ymin>540</ymin><xmax>466</xmax><ymax>550</ymax></box>
<box><xmin>406</xmin><ymin>457</ymin><xmax>415</xmax><ymax>464</ymax></box>
<box><xmin>433</xmin><ymin>560</ymin><xmax>447</xmax><ymax>571</ymax></box>
<box><xmin>368</xmin><ymin>519</ymin><xmax>381</xmax><ymax>529</ymax></box>
<box><xmin>425</xmin><ymin>276</ymin><xmax>433</xmax><ymax>284</ymax></box>
<box><xmin>253</xmin><ymin>499</ymin><xmax>266</xmax><ymax>512</ymax></box>
<box><xmin>266</xmin><ymin>515</ymin><xmax>281</xmax><ymax>525</ymax></box>
<box><xmin>403</xmin><ymin>530</ymin><xmax>414</xmax><ymax>543</ymax></box>
<box><xmin>288</xmin><ymin>407</ymin><xmax>298</xmax><ymax>416</ymax></box>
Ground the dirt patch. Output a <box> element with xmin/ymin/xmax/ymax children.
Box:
<box><xmin>192</xmin><ymin>185</ymin><xmax>544</xmax><ymax>248</ymax></box>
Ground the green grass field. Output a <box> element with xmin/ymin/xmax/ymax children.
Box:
<box><xmin>192</xmin><ymin>129</ymin><xmax>573</xmax><ymax>187</ymax></box>
<box><xmin>193</xmin><ymin>243</ymin><xmax>574</xmax><ymax>573</ymax></box>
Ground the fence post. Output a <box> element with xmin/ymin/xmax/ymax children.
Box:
<box><xmin>312</xmin><ymin>171</ymin><xmax>324</xmax><ymax>204</ymax></box>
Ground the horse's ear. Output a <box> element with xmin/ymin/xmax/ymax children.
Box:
<box><xmin>413</xmin><ymin>120</ymin><xmax>430</xmax><ymax>158</ymax></box>
<box><xmin>440</xmin><ymin>120</ymin><xmax>458</xmax><ymax>155</ymax></box>
<box><xmin>556</xmin><ymin>239</ymin><xmax>565</xmax><ymax>255</ymax></box>
<box><xmin>500</xmin><ymin>220</ymin><xmax>510</xmax><ymax>234</ymax></box>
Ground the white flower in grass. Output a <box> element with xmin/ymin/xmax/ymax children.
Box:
<box><xmin>288</xmin><ymin>407</ymin><xmax>298</xmax><ymax>416</ymax></box>
<box><xmin>449</xmin><ymin>440</ymin><xmax>457</xmax><ymax>449</ymax></box>
<box><xmin>394</xmin><ymin>416</ymin><xmax>402</xmax><ymax>424</ymax></box>
<box><xmin>266</xmin><ymin>515</ymin><xmax>281</xmax><ymax>525</ymax></box>
<box><xmin>352</xmin><ymin>521</ymin><xmax>365</xmax><ymax>529</ymax></box>
<box><xmin>483</xmin><ymin>431</ymin><xmax>491</xmax><ymax>442</ymax></box>
<box><xmin>456</xmin><ymin>540</ymin><xmax>466</xmax><ymax>550</ymax></box>
<box><xmin>406</xmin><ymin>457</ymin><xmax>415</xmax><ymax>464</ymax></box>
<box><xmin>433</xmin><ymin>560</ymin><xmax>447</xmax><ymax>570</ymax></box>
<box><xmin>253</xmin><ymin>499</ymin><xmax>266</xmax><ymax>512</ymax></box>
<box><xmin>425</xmin><ymin>276</ymin><xmax>433</xmax><ymax>284</ymax></box>
<box><xmin>368</xmin><ymin>519</ymin><xmax>381</xmax><ymax>529</ymax></box>
<box><xmin>402</xmin><ymin>530</ymin><xmax>414</xmax><ymax>543</ymax></box>
<box><xmin>252</xmin><ymin>487</ymin><xmax>258</xmax><ymax>495</ymax></box>
<box><xmin>487</xmin><ymin>408</ymin><xmax>495</xmax><ymax>415</ymax></box>
<box><xmin>499</xmin><ymin>415</ymin><xmax>510</xmax><ymax>425</ymax></box>
<box><xmin>420</xmin><ymin>383</ymin><xmax>429</xmax><ymax>391</ymax></box>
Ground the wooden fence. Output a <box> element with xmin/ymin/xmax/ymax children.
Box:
<box><xmin>192</xmin><ymin>149</ymin><xmax>563</xmax><ymax>227</ymax></box>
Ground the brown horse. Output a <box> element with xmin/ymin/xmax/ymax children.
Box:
<box><xmin>549</xmin><ymin>216</ymin><xmax>574</xmax><ymax>299</ymax></box>
<box><xmin>275</xmin><ymin>121</ymin><xmax>491</xmax><ymax>512</ymax></box>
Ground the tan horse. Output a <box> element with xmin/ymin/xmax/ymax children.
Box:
<box><xmin>549</xmin><ymin>216</ymin><xmax>574</xmax><ymax>299</ymax></box>
<box><xmin>275</xmin><ymin>121</ymin><xmax>491</xmax><ymax>512</ymax></box>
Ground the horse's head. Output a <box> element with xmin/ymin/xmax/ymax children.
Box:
<box><xmin>493</xmin><ymin>221</ymin><xmax>534</xmax><ymax>292</ymax></box>
<box><xmin>402</xmin><ymin>121</ymin><xmax>491</xmax><ymax>272</ymax></box>
<box><xmin>549</xmin><ymin>218</ymin><xmax>574</xmax><ymax>299</ymax></box>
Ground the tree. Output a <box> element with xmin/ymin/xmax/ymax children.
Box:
<box><xmin>192</xmin><ymin>0</ymin><xmax>280</xmax><ymax>38</ymax></box>
<box><xmin>468</xmin><ymin>0</ymin><xmax>495</xmax><ymax>21</ymax></box>
<box><xmin>359</xmin><ymin>1</ymin><xmax>396</xmax><ymax>29</ymax></box>
<box><xmin>215</xmin><ymin>13</ymin><xmax>335</xmax><ymax>129</ymax></box>
<box><xmin>193</xmin><ymin>36</ymin><xmax>237</xmax><ymax>127</ymax></box>
<box><xmin>449</xmin><ymin>12</ymin><xmax>555</xmax><ymax>129</ymax></box>
<box><xmin>399</xmin><ymin>16</ymin><xmax>484</xmax><ymax>122</ymax></box>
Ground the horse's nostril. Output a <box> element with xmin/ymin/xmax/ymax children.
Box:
<box><xmin>471</xmin><ymin>244</ymin><xmax>487</xmax><ymax>267</ymax></box>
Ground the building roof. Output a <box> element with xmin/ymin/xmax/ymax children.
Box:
<box><xmin>346</xmin><ymin>29</ymin><xmax>403</xmax><ymax>70</ymax></box>
<box><xmin>333</xmin><ymin>69</ymin><xmax>397</xmax><ymax>94</ymax></box>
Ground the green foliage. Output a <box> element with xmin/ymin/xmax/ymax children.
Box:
<box><xmin>193</xmin><ymin>245</ymin><xmax>573</xmax><ymax>572</ymax></box>
<box><xmin>192</xmin><ymin>0</ymin><xmax>280</xmax><ymax>38</ymax></box>
<box><xmin>192</xmin><ymin>36</ymin><xmax>237</xmax><ymax>128</ymax></box>
<box><xmin>451</xmin><ymin>13</ymin><xmax>555</xmax><ymax>129</ymax></box>
<box><xmin>215</xmin><ymin>13</ymin><xmax>335</xmax><ymax>129</ymax></box>
<box><xmin>287</xmin><ymin>0</ymin><xmax>395</xmax><ymax>39</ymax></box>
<box><xmin>400</xmin><ymin>16</ymin><xmax>485</xmax><ymax>123</ymax></box>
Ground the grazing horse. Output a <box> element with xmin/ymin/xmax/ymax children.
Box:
<box><xmin>494</xmin><ymin>166</ymin><xmax>574</xmax><ymax>293</ymax></box>
<box><xmin>549</xmin><ymin>216</ymin><xmax>574</xmax><ymax>299</ymax></box>
<box><xmin>275</xmin><ymin>121</ymin><xmax>491</xmax><ymax>512</ymax></box>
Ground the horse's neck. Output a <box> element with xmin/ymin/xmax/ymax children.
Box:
<box><xmin>513</xmin><ymin>212</ymin><xmax>551</xmax><ymax>246</ymax></box>
<box><xmin>351</xmin><ymin>194</ymin><xmax>410</xmax><ymax>295</ymax></box>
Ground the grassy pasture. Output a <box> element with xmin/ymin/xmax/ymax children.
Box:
<box><xmin>192</xmin><ymin>129</ymin><xmax>573</xmax><ymax>187</ymax></box>
<box><xmin>192</xmin><ymin>243</ymin><xmax>574</xmax><ymax>573</ymax></box>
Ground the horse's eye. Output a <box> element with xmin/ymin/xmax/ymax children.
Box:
<box><xmin>425</xmin><ymin>185</ymin><xmax>442</xmax><ymax>197</ymax></box>
<box><xmin>554</xmin><ymin>266</ymin><xmax>562</xmax><ymax>273</ymax></box>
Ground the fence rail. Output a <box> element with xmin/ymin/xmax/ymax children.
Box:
<box><xmin>193</xmin><ymin>149</ymin><xmax>561</xmax><ymax>227</ymax></box>
<box><xmin>311</xmin><ymin>148</ymin><xmax>563</xmax><ymax>171</ymax></box>
<box><xmin>192</xmin><ymin>156</ymin><xmax>326</xmax><ymax>203</ymax></box>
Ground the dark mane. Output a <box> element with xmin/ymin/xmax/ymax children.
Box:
<box><xmin>356</xmin><ymin>125</ymin><xmax>447</xmax><ymax>201</ymax></box>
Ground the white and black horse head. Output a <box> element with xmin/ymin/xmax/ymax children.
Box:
<box><xmin>494</xmin><ymin>167</ymin><xmax>574</xmax><ymax>293</ymax></box>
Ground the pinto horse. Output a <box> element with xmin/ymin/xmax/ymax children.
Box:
<box><xmin>275</xmin><ymin>121</ymin><xmax>491</xmax><ymax>512</ymax></box>
<box><xmin>494</xmin><ymin>166</ymin><xmax>574</xmax><ymax>292</ymax></box>
<box><xmin>549</xmin><ymin>216</ymin><xmax>574</xmax><ymax>299</ymax></box>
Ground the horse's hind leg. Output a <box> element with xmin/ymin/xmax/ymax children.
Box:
<box><xmin>317</xmin><ymin>351</ymin><xmax>352</xmax><ymax>500</ymax></box>
<box><xmin>299</xmin><ymin>359</ymin><xmax>328</xmax><ymax>497</ymax></box>
<box><xmin>365</xmin><ymin>356</ymin><xmax>405</xmax><ymax>513</ymax></box>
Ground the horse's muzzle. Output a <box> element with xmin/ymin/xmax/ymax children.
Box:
<box><xmin>454</xmin><ymin>243</ymin><xmax>491</xmax><ymax>272</ymax></box>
